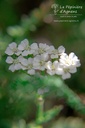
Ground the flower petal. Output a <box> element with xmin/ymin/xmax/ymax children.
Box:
<box><xmin>41</xmin><ymin>53</ymin><xmax>49</xmax><ymax>61</ymax></box>
<box><xmin>21</xmin><ymin>39</ymin><xmax>29</xmax><ymax>46</ymax></box>
<box><xmin>48</xmin><ymin>46</ymin><xmax>55</xmax><ymax>54</ymax></box>
<box><xmin>56</xmin><ymin>67</ymin><xmax>63</xmax><ymax>75</ymax></box>
<box><xmin>22</xmin><ymin>50</ymin><xmax>29</xmax><ymax>56</ymax></box>
<box><xmin>28</xmin><ymin>69</ymin><xmax>35</xmax><ymax>75</ymax></box>
<box><xmin>47</xmin><ymin>70</ymin><xmax>55</xmax><ymax>75</ymax></box>
<box><xmin>21</xmin><ymin>58</ymin><xmax>28</xmax><ymax>66</ymax></box>
<box><xmin>18</xmin><ymin>39</ymin><xmax>29</xmax><ymax>50</ymax></box>
<box><xmin>15</xmin><ymin>51</ymin><xmax>21</xmax><ymax>56</ymax></box>
<box><xmin>45</xmin><ymin>61</ymin><xmax>52</xmax><ymax>70</ymax></box>
<box><xmin>39</xmin><ymin>43</ymin><xmax>45</xmax><ymax>49</ymax></box>
<box><xmin>18</xmin><ymin>44</ymin><xmax>24</xmax><ymax>50</ymax></box>
<box><xmin>62</xmin><ymin>72</ymin><xmax>71</xmax><ymax>79</ymax></box>
<box><xmin>58</xmin><ymin>45</ymin><xmax>65</xmax><ymax>54</ymax></box>
<box><xmin>51</xmin><ymin>54</ymin><xmax>58</xmax><ymax>59</ymax></box>
<box><xmin>28</xmin><ymin>58</ymin><xmax>33</xmax><ymax>64</ymax></box>
<box><xmin>5</xmin><ymin>47</ymin><xmax>13</xmax><ymax>55</ymax></box>
<box><xmin>9</xmin><ymin>42</ymin><xmax>17</xmax><ymax>49</ymax></box>
<box><xmin>14</xmin><ymin>63</ymin><xmax>21</xmax><ymax>70</ymax></box>
<box><xmin>40</xmin><ymin>66</ymin><xmax>45</xmax><ymax>71</ymax></box>
<box><xmin>53</xmin><ymin>61</ymin><xmax>58</xmax><ymax>67</ymax></box>
<box><xmin>69</xmin><ymin>67</ymin><xmax>77</xmax><ymax>73</ymax></box>
<box><xmin>31</xmin><ymin>43</ymin><xmax>38</xmax><ymax>50</ymax></box>
<box><xmin>9</xmin><ymin>64</ymin><xmax>15</xmax><ymax>72</ymax></box>
<box><xmin>69</xmin><ymin>52</ymin><xmax>75</xmax><ymax>59</ymax></box>
<box><xmin>6</xmin><ymin>56</ymin><xmax>13</xmax><ymax>64</ymax></box>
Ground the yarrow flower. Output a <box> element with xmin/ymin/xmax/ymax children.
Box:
<box><xmin>59</xmin><ymin>52</ymin><xmax>81</xmax><ymax>79</ymax></box>
<box><xmin>45</xmin><ymin>61</ymin><xmax>63</xmax><ymax>75</ymax></box>
<box><xmin>5</xmin><ymin>39</ymin><xmax>81</xmax><ymax>79</ymax></box>
<box><xmin>48</xmin><ymin>45</ymin><xmax>65</xmax><ymax>59</ymax></box>
<box><xmin>33</xmin><ymin>53</ymin><xmax>49</xmax><ymax>71</ymax></box>
<box><xmin>31</xmin><ymin>43</ymin><xmax>50</xmax><ymax>55</ymax></box>
<box><xmin>20</xmin><ymin>57</ymin><xmax>35</xmax><ymax>75</ymax></box>
<box><xmin>5</xmin><ymin>42</ymin><xmax>21</xmax><ymax>56</ymax></box>
<box><xmin>6</xmin><ymin>56</ymin><xmax>23</xmax><ymax>72</ymax></box>
<box><xmin>18</xmin><ymin>39</ymin><xmax>34</xmax><ymax>56</ymax></box>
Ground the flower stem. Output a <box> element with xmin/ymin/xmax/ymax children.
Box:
<box><xmin>36</xmin><ymin>95</ymin><xmax>44</xmax><ymax>124</ymax></box>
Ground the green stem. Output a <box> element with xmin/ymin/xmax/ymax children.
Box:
<box><xmin>36</xmin><ymin>95</ymin><xmax>44</xmax><ymax>123</ymax></box>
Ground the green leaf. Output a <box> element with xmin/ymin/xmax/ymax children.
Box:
<box><xmin>44</xmin><ymin>76</ymin><xmax>85</xmax><ymax>114</ymax></box>
<box><xmin>36</xmin><ymin>105</ymin><xmax>63</xmax><ymax>124</ymax></box>
<box><xmin>43</xmin><ymin>105</ymin><xmax>63</xmax><ymax>122</ymax></box>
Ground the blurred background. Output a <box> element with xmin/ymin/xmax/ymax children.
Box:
<box><xmin>0</xmin><ymin>0</ymin><xmax>85</xmax><ymax>128</ymax></box>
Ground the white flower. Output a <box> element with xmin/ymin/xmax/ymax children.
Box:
<box><xmin>59</xmin><ymin>52</ymin><xmax>81</xmax><ymax>79</ymax></box>
<box><xmin>5</xmin><ymin>40</ymin><xmax>81</xmax><ymax>79</ymax></box>
<box><xmin>31</xmin><ymin>43</ymin><xmax>50</xmax><ymax>55</ymax></box>
<box><xmin>48</xmin><ymin>45</ymin><xmax>65</xmax><ymax>59</ymax></box>
<box><xmin>6</xmin><ymin>56</ymin><xmax>23</xmax><ymax>72</ymax></box>
<box><xmin>58</xmin><ymin>45</ymin><xmax>65</xmax><ymax>55</ymax></box>
<box><xmin>59</xmin><ymin>66</ymin><xmax>77</xmax><ymax>79</ymax></box>
<box><xmin>59</xmin><ymin>52</ymin><xmax>81</xmax><ymax>67</ymax></box>
<box><xmin>20</xmin><ymin>58</ymin><xmax>35</xmax><ymax>75</ymax></box>
<box><xmin>31</xmin><ymin>43</ymin><xmax>38</xmax><ymax>55</ymax></box>
<box><xmin>46</xmin><ymin>61</ymin><xmax>63</xmax><ymax>75</ymax></box>
<box><xmin>48</xmin><ymin>46</ymin><xmax>58</xmax><ymax>58</ymax></box>
<box><xmin>38</xmin><ymin>43</ymin><xmax>50</xmax><ymax>54</ymax></box>
<box><xmin>33</xmin><ymin>53</ymin><xmax>49</xmax><ymax>71</ymax></box>
<box><xmin>5</xmin><ymin>42</ymin><xmax>21</xmax><ymax>56</ymax></box>
<box><xmin>62</xmin><ymin>72</ymin><xmax>71</xmax><ymax>79</ymax></box>
<box><xmin>18</xmin><ymin>39</ymin><xmax>34</xmax><ymax>56</ymax></box>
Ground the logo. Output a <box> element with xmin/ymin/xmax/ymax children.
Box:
<box><xmin>51</xmin><ymin>4</ymin><xmax>59</xmax><ymax>15</ymax></box>
<box><xmin>51</xmin><ymin>3</ymin><xmax>83</xmax><ymax>22</ymax></box>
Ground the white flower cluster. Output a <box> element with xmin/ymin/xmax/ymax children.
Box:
<box><xmin>5</xmin><ymin>39</ymin><xmax>81</xmax><ymax>79</ymax></box>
